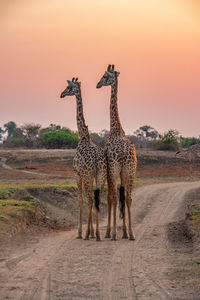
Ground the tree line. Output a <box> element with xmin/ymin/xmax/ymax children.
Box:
<box><xmin>0</xmin><ymin>122</ymin><xmax>199</xmax><ymax>150</ymax></box>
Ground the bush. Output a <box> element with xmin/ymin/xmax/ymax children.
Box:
<box><xmin>40</xmin><ymin>129</ymin><xmax>79</xmax><ymax>149</ymax></box>
<box><xmin>180</xmin><ymin>137</ymin><xmax>200</xmax><ymax>148</ymax></box>
<box><xmin>150</xmin><ymin>130</ymin><xmax>179</xmax><ymax>151</ymax></box>
<box><xmin>3</xmin><ymin>137</ymin><xmax>26</xmax><ymax>148</ymax></box>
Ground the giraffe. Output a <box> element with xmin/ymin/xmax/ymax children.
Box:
<box><xmin>176</xmin><ymin>143</ymin><xmax>200</xmax><ymax>177</ymax></box>
<box><xmin>96</xmin><ymin>65</ymin><xmax>137</xmax><ymax>240</ymax></box>
<box><xmin>60</xmin><ymin>77</ymin><xmax>107</xmax><ymax>240</ymax></box>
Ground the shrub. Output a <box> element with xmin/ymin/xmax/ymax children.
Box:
<box><xmin>180</xmin><ymin>137</ymin><xmax>200</xmax><ymax>148</ymax></box>
<box><xmin>40</xmin><ymin>129</ymin><xmax>79</xmax><ymax>149</ymax></box>
<box><xmin>3</xmin><ymin>137</ymin><xmax>26</xmax><ymax>148</ymax></box>
<box><xmin>150</xmin><ymin>130</ymin><xmax>179</xmax><ymax>151</ymax></box>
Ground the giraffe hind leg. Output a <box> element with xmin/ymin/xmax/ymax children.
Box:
<box><xmin>120</xmin><ymin>172</ymin><xmax>128</xmax><ymax>239</ymax></box>
<box><xmin>76</xmin><ymin>177</ymin><xmax>83</xmax><ymax>239</ymax></box>
<box><xmin>105</xmin><ymin>178</ymin><xmax>112</xmax><ymax>238</ymax></box>
<box><xmin>83</xmin><ymin>181</ymin><xmax>94</xmax><ymax>240</ymax></box>
<box><xmin>94</xmin><ymin>188</ymin><xmax>101</xmax><ymax>240</ymax></box>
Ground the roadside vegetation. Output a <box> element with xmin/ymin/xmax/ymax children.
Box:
<box><xmin>0</xmin><ymin>121</ymin><xmax>200</xmax><ymax>151</ymax></box>
<box><xmin>0</xmin><ymin>182</ymin><xmax>113</xmax><ymax>239</ymax></box>
<box><xmin>0</xmin><ymin>182</ymin><xmax>78</xmax><ymax>238</ymax></box>
<box><xmin>0</xmin><ymin>199</ymin><xmax>36</xmax><ymax>237</ymax></box>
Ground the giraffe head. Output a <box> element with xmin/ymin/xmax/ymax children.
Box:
<box><xmin>60</xmin><ymin>77</ymin><xmax>80</xmax><ymax>98</ymax></box>
<box><xmin>96</xmin><ymin>64</ymin><xmax>120</xmax><ymax>88</ymax></box>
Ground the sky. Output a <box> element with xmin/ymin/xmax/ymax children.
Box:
<box><xmin>0</xmin><ymin>0</ymin><xmax>200</xmax><ymax>136</ymax></box>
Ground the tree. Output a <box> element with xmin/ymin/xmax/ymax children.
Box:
<box><xmin>0</xmin><ymin>127</ymin><xmax>4</xmax><ymax>142</ymax></box>
<box><xmin>151</xmin><ymin>130</ymin><xmax>179</xmax><ymax>151</ymax></box>
<box><xmin>135</xmin><ymin>125</ymin><xmax>159</xmax><ymax>140</ymax></box>
<box><xmin>90</xmin><ymin>129</ymin><xmax>109</xmax><ymax>147</ymax></box>
<box><xmin>22</xmin><ymin>123</ymin><xmax>41</xmax><ymax>147</ymax></box>
<box><xmin>3</xmin><ymin>121</ymin><xmax>17</xmax><ymax>139</ymax></box>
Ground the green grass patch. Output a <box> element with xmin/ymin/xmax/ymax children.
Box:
<box><xmin>0</xmin><ymin>199</ymin><xmax>36</xmax><ymax>236</ymax></box>
<box><xmin>0</xmin><ymin>182</ymin><xmax>77</xmax><ymax>200</ymax></box>
<box><xmin>0</xmin><ymin>182</ymin><xmax>79</xmax><ymax>237</ymax></box>
<box><xmin>190</xmin><ymin>200</ymin><xmax>200</xmax><ymax>234</ymax></box>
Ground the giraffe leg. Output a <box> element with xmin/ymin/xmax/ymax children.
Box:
<box><xmin>122</xmin><ymin>204</ymin><xmax>128</xmax><ymax>239</ymax></box>
<box><xmin>84</xmin><ymin>201</ymin><xmax>93</xmax><ymax>240</ymax></box>
<box><xmin>76</xmin><ymin>178</ymin><xmax>83</xmax><ymax>239</ymax></box>
<box><xmin>90</xmin><ymin>210</ymin><xmax>95</xmax><ymax>238</ymax></box>
<box><xmin>110</xmin><ymin>179</ymin><xmax>118</xmax><ymax>241</ymax></box>
<box><xmin>84</xmin><ymin>182</ymin><xmax>93</xmax><ymax>240</ymax></box>
<box><xmin>105</xmin><ymin>181</ymin><xmax>112</xmax><ymax>238</ymax></box>
<box><xmin>124</xmin><ymin>159</ymin><xmax>136</xmax><ymax>240</ymax></box>
<box><xmin>126</xmin><ymin>201</ymin><xmax>135</xmax><ymax>240</ymax></box>
<box><xmin>126</xmin><ymin>183</ymin><xmax>135</xmax><ymax>240</ymax></box>
<box><xmin>95</xmin><ymin>165</ymin><xmax>106</xmax><ymax>241</ymax></box>
<box><xmin>105</xmin><ymin>199</ymin><xmax>112</xmax><ymax>238</ymax></box>
<box><xmin>120</xmin><ymin>173</ymin><xmax>128</xmax><ymax>239</ymax></box>
<box><xmin>95</xmin><ymin>208</ymin><xmax>101</xmax><ymax>241</ymax></box>
<box><xmin>111</xmin><ymin>194</ymin><xmax>117</xmax><ymax>241</ymax></box>
<box><xmin>108</xmin><ymin>165</ymin><xmax>120</xmax><ymax>241</ymax></box>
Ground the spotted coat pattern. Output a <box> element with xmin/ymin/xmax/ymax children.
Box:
<box><xmin>97</xmin><ymin>65</ymin><xmax>137</xmax><ymax>240</ymax></box>
<box><xmin>60</xmin><ymin>78</ymin><xmax>107</xmax><ymax>240</ymax></box>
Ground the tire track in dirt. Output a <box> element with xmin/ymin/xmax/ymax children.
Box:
<box><xmin>0</xmin><ymin>181</ymin><xmax>200</xmax><ymax>299</ymax></box>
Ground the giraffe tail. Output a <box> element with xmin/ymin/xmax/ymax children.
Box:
<box><xmin>119</xmin><ymin>185</ymin><xmax>125</xmax><ymax>219</ymax></box>
<box><xmin>94</xmin><ymin>188</ymin><xmax>100</xmax><ymax>212</ymax></box>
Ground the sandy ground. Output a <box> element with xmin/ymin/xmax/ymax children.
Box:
<box><xmin>0</xmin><ymin>181</ymin><xmax>200</xmax><ymax>300</ymax></box>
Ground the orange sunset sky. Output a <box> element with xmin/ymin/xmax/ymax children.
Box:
<box><xmin>0</xmin><ymin>0</ymin><xmax>200</xmax><ymax>136</ymax></box>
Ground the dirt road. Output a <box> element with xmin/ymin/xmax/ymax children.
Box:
<box><xmin>0</xmin><ymin>181</ymin><xmax>199</xmax><ymax>300</ymax></box>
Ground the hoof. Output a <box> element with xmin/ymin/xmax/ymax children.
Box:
<box><xmin>76</xmin><ymin>235</ymin><xmax>82</xmax><ymax>239</ymax></box>
<box><xmin>84</xmin><ymin>236</ymin><xmax>89</xmax><ymax>240</ymax></box>
<box><xmin>96</xmin><ymin>236</ymin><xmax>101</xmax><ymax>241</ymax></box>
<box><xmin>105</xmin><ymin>232</ymin><xmax>111</xmax><ymax>238</ymax></box>
<box><xmin>90</xmin><ymin>234</ymin><xmax>95</xmax><ymax>239</ymax></box>
<box><xmin>111</xmin><ymin>234</ymin><xmax>117</xmax><ymax>241</ymax></box>
<box><xmin>129</xmin><ymin>234</ymin><xmax>135</xmax><ymax>240</ymax></box>
<box><xmin>122</xmin><ymin>233</ymin><xmax>128</xmax><ymax>239</ymax></box>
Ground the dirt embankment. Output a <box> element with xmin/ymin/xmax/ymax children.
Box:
<box><xmin>0</xmin><ymin>183</ymin><xmax>108</xmax><ymax>240</ymax></box>
<box><xmin>0</xmin><ymin>182</ymin><xmax>200</xmax><ymax>299</ymax></box>
<box><xmin>0</xmin><ymin>148</ymin><xmax>200</xmax><ymax>182</ymax></box>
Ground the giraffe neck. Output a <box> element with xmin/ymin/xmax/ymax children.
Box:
<box><xmin>110</xmin><ymin>75</ymin><xmax>125</xmax><ymax>136</ymax></box>
<box><xmin>75</xmin><ymin>86</ymin><xmax>90</xmax><ymax>140</ymax></box>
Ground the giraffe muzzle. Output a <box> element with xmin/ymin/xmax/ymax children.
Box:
<box><xmin>60</xmin><ymin>91</ymin><xmax>66</xmax><ymax>98</ymax></box>
<box><xmin>96</xmin><ymin>82</ymin><xmax>103</xmax><ymax>89</ymax></box>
